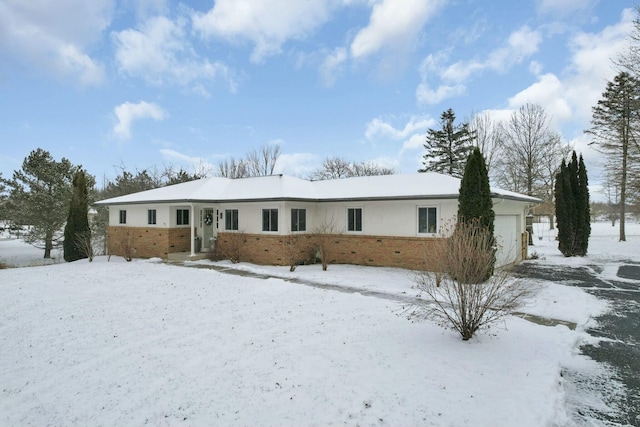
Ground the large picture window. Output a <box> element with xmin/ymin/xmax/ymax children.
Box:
<box><xmin>347</xmin><ymin>208</ymin><xmax>362</xmax><ymax>232</ymax></box>
<box><xmin>176</xmin><ymin>209</ymin><xmax>190</xmax><ymax>226</ymax></box>
<box><xmin>148</xmin><ymin>209</ymin><xmax>157</xmax><ymax>225</ymax></box>
<box><xmin>262</xmin><ymin>208</ymin><xmax>278</xmax><ymax>232</ymax></box>
<box><xmin>418</xmin><ymin>207</ymin><xmax>438</xmax><ymax>234</ymax></box>
<box><xmin>291</xmin><ymin>208</ymin><xmax>306</xmax><ymax>232</ymax></box>
<box><xmin>119</xmin><ymin>210</ymin><xmax>127</xmax><ymax>224</ymax></box>
<box><xmin>225</xmin><ymin>209</ymin><xmax>238</xmax><ymax>231</ymax></box>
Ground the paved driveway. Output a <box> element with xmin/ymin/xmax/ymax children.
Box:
<box><xmin>513</xmin><ymin>261</ymin><xmax>640</xmax><ymax>426</ymax></box>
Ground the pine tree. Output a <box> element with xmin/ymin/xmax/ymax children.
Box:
<box><xmin>64</xmin><ymin>171</ymin><xmax>91</xmax><ymax>262</ymax></box>
<box><xmin>420</xmin><ymin>108</ymin><xmax>475</xmax><ymax>178</ymax></box>
<box><xmin>2</xmin><ymin>149</ymin><xmax>85</xmax><ymax>258</ymax></box>
<box><xmin>587</xmin><ymin>71</ymin><xmax>640</xmax><ymax>241</ymax></box>
<box><xmin>458</xmin><ymin>147</ymin><xmax>495</xmax><ymax>279</ymax></box>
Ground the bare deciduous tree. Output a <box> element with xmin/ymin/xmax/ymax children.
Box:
<box><xmin>494</xmin><ymin>103</ymin><xmax>566</xmax><ymax>205</ymax></box>
<box><xmin>468</xmin><ymin>111</ymin><xmax>502</xmax><ymax>176</ymax></box>
<box><xmin>403</xmin><ymin>220</ymin><xmax>531</xmax><ymax>341</ymax></box>
<box><xmin>216</xmin><ymin>144</ymin><xmax>282</xmax><ymax>178</ymax></box>
<box><xmin>309</xmin><ymin>156</ymin><xmax>395</xmax><ymax>180</ymax></box>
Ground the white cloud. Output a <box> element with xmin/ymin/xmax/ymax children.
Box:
<box><xmin>417</xmin><ymin>25</ymin><xmax>542</xmax><ymax>105</ymax></box>
<box><xmin>113</xmin><ymin>101</ymin><xmax>168</xmax><ymax>140</ymax></box>
<box><xmin>320</xmin><ymin>47</ymin><xmax>348</xmax><ymax>87</ymax></box>
<box><xmin>113</xmin><ymin>16</ymin><xmax>236</xmax><ymax>94</ymax></box>
<box><xmin>508</xmin><ymin>73</ymin><xmax>573</xmax><ymax>127</ymax></box>
<box><xmin>365</xmin><ymin>115</ymin><xmax>435</xmax><ymax>152</ymax></box>
<box><xmin>192</xmin><ymin>0</ymin><xmax>336</xmax><ymax>63</ymax></box>
<box><xmin>159</xmin><ymin>148</ymin><xmax>214</xmax><ymax>176</ymax></box>
<box><xmin>274</xmin><ymin>153</ymin><xmax>319</xmax><ymax>176</ymax></box>
<box><xmin>0</xmin><ymin>0</ymin><xmax>112</xmax><ymax>85</ymax></box>
<box><xmin>508</xmin><ymin>9</ymin><xmax>633</xmax><ymax>129</ymax></box>
<box><xmin>350</xmin><ymin>0</ymin><xmax>445</xmax><ymax>59</ymax></box>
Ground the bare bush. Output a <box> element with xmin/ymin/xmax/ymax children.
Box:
<box><xmin>281</xmin><ymin>234</ymin><xmax>306</xmax><ymax>272</ymax></box>
<box><xmin>120</xmin><ymin>231</ymin><xmax>135</xmax><ymax>262</ymax></box>
<box><xmin>75</xmin><ymin>231</ymin><xmax>94</xmax><ymax>262</ymax></box>
<box><xmin>312</xmin><ymin>215</ymin><xmax>343</xmax><ymax>271</ymax></box>
<box><xmin>212</xmin><ymin>231</ymin><xmax>246</xmax><ymax>263</ymax></box>
<box><xmin>404</xmin><ymin>220</ymin><xmax>530</xmax><ymax>340</ymax></box>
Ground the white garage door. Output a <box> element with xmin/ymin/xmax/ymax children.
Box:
<box><xmin>494</xmin><ymin>215</ymin><xmax>518</xmax><ymax>267</ymax></box>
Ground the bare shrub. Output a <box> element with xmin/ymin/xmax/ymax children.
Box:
<box><xmin>75</xmin><ymin>231</ymin><xmax>94</xmax><ymax>262</ymax></box>
<box><xmin>312</xmin><ymin>215</ymin><xmax>343</xmax><ymax>271</ymax></box>
<box><xmin>212</xmin><ymin>231</ymin><xmax>246</xmax><ymax>263</ymax></box>
<box><xmin>282</xmin><ymin>234</ymin><xmax>306</xmax><ymax>272</ymax></box>
<box><xmin>404</xmin><ymin>220</ymin><xmax>531</xmax><ymax>340</ymax></box>
<box><xmin>120</xmin><ymin>230</ymin><xmax>135</xmax><ymax>262</ymax></box>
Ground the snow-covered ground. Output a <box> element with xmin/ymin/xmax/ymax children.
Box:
<box><xmin>0</xmin><ymin>222</ymin><xmax>638</xmax><ymax>426</ymax></box>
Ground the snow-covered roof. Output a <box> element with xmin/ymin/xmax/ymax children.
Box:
<box><xmin>95</xmin><ymin>173</ymin><xmax>541</xmax><ymax>205</ymax></box>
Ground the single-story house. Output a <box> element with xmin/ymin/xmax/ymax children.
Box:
<box><xmin>95</xmin><ymin>173</ymin><xmax>540</xmax><ymax>270</ymax></box>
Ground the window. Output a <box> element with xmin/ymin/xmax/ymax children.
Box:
<box><xmin>347</xmin><ymin>208</ymin><xmax>362</xmax><ymax>232</ymax></box>
<box><xmin>177</xmin><ymin>209</ymin><xmax>190</xmax><ymax>226</ymax></box>
<box><xmin>148</xmin><ymin>209</ymin><xmax>157</xmax><ymax>225</ymax></box>
<box><xmin>418</xmin><ymin>207</ymin><xmax>438</xmax><ymax>234</ymax></box>
<box><xmin>225</xmin><ymin>209</ymin><xmax>238</xmax><ymax>231</ymax></box>
<box><xmin>119</xmin><ymin>210</ymin><xmax>127</xmax><ymax>224</ymax></box>
<box><xmin>262</xmin><ymin>208</ymin><xmax>278</xmax><ymax>232</ymax></box>
<box><xmin>291</xmin><ymin>208</ymin><xmax>306</xmax><ymax>232</ymax></box>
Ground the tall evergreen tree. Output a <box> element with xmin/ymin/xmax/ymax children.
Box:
<box><xmin>587</xmin><ymin>71</ymin><xmax>640</xmax><ymax>241</ymax></box>
<box><xmin>420</xmin><ymin>108</ymin><xmax>475</xmax><ymax>178</ymax></box>
<box><xmin>458</xmin><ymin>147</ymin><xmax>495</xmax><ymax>279</ymax></box>
<box><xmin>555</xmin><ymin>159</ymin><xmax>570</xmax><ymax>256</ymax></box>
<box><xmin>555</xmin><ymin>152</ymin><xmax>590</xmax><ymax>256</ymax></box>
<box><xmin>578</xmin><ymin>155</ymin><xmax>591</xmax><ymax>254</ymax></box>
<box><xmin>2</xmin><ymin>149</ymin><xmax>85</xmax><ymax>258</ymax></box>
<box><xmin>458</xmin><ymin>148</ymin><xmax>494</xmax><ymax>231</ymax></box>
<box><xmin>64</xmin><ymin>171</ymin><xmax>91</xmax><ymax>262</ymax></box>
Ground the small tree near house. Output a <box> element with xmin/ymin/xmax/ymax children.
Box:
<box><xmin>405</xmin><ymin>148</ymin><xmax>529</xmax><ymax>341</ymax></box>
<box><xmin>312</xmin><ymin>214</ymin><xmax>343</xmax><ymax>271</ymax></box>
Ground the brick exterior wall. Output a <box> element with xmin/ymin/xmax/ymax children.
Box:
<box><xmin>107</xmin><ymin>226</ymin><xmax>192</xmax><ymax>259</ymax></box>
<box><xmin>108</xmin><ymin>226</ymin><xmax>448</xmax><ymax>270</ymax></box>
<box><xmin>216</xmin><ymin>232</ymin><xmax>447</xmax><ymax>271</ymax></box>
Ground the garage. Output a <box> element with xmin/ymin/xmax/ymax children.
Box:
<box><xmin>494</xmin><ymin>215</ymin><xmax>519</xmax><ymax>267</ymax></box>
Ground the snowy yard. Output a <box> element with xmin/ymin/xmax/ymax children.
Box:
<box><xmin>0</xmin><ymin>222</ymin><xmax>638</xmax><ymax>426</ymax></box>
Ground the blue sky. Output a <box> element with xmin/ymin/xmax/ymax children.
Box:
<box><xmin>0</xmin><ymin>0</ymin><xmax>634</xmax><ymax>190</ymax></box>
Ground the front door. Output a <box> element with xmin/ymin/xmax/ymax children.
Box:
<box><xmin>202</xmin><ymin>208</ymin><xmax>218</xmax><ymax>250</ymax></box>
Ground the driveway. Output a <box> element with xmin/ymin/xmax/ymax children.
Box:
<box><xmin>513</xmin><ymin>261</ymin><xmax>640</xmax><ymax>426</ymax></box>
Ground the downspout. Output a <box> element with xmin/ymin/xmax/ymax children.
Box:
<box><xmin>190</xmin><ymin>203</ymin><xmax>195</xmax><ymax>257</ymax></box>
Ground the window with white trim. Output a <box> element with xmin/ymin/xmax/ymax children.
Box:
<box><xmin>225</xmin><ymin>209</ymin><xmax>238</xmax><ymax>231</ymax></box>
<box><xmin>262</xmin><ymin>208</ymin><xmax>278</xmax><ymax>232</ymax></box>
<box><xmin>347</xmin><ymin>208</ymin><xmax>362</xmax><ymax>232</ymax></box>
<box><xmin>176</xmin><ymin>209</ymin><xmax>189</xmax><ymax>226</ymax></box>
<box><xmin>119</xmin><ymin>210</ymin><xmax>127</xmax><ymax>224</ymax></box>
<box><xmin>291</xmin><ymin>208</ymin><xmax>306</xmax><ymax>232</ymax></box>
<box><xmin>418</xmin><ymin>207</ymin><xmax>438</xmax><ymax>234</ymax></box>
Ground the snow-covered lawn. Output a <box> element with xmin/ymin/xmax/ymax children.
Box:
<box><xmin>0</xmin><ymin>222</ymin><xmax>637</xmax><ymax>426</ymax></box>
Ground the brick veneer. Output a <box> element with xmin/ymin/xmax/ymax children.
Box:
<box><xmin>107</xmin><ymin>226</ymin><xmax>192</xmax><ymax>258</ymax></box>
<box><xmin>216</xmin><ymin>232</ymin><xmax>447</xmax><ymax>271</ymax></box>
<box><xmin>109</xmin><ymin>226</ymin><xmax>446</xmax><ymax>270</ymax></box>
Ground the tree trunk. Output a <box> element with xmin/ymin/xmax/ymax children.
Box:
<box><xmin>44</xmin><ymin>230</ymin><xmax>53</xmax><ymax>258</ymax></box>
<box><xmin>548</xmin><ymin>214</ymin><xmax>555</xmax><ymax>230</ymax></box>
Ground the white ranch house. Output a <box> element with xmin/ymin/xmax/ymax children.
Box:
<box><xmin>96</xmin><ymin>173</ymin><xmax>540</xmax><ymax>270</ymax></box>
